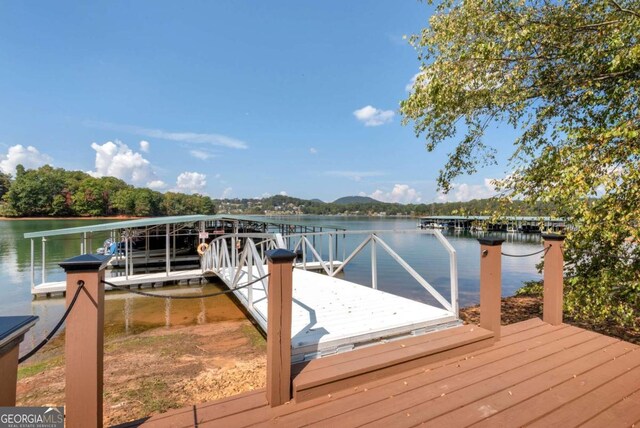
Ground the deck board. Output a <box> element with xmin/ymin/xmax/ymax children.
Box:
<box><xmin>139</xmin><ymin>319</ymin><xmax>640</xmax><ymax>428</ymax></box>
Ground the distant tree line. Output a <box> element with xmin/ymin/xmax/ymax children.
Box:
<box><xmin>0</xmin><ymin>165</ymin><xmax>216</xmax><ymax>217</ymax></box>
<box><xmin>217</xmin><ymin>194</ymin><xmax>559</xmax><ymax>217</ymax></box>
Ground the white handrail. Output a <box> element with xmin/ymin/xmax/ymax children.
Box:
<box><xmin>199</xmin><ymin>229</ymin><xmax>459</xmax><ymax>316</ymax></box>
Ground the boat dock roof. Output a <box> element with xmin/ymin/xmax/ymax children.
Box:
<box><xmin>420</xmin><ymin>215</ymin><xmax>565</xmax><ymax>222</ymax></box>
<box><xmin>23</xmin><ymin>214</ymin><xmax>346</xmax><ymax>239</ymax></box>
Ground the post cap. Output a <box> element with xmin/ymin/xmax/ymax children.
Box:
<box><xmin>477</xmin><ymin>237</ymin><xmax>505</xmax><ymax>246</ymax></box>
<box><xmin>265</xmin><ymin>248</ymin><xmax>297</xmax><ymax>263</ymax></box>
<box><xmin>0</xmin><ymin>315</ymin><xmax>39</xmax><ymax>352</ymax></box>
<box><xmin>541</xmin><ymin>233</ymin><xmax>566</xmax><ymax>241</ymax></box>
<box><xmin>59</xmin><ymin>254</ymin><xmax>111</xmax><ymax>272</ymax></box>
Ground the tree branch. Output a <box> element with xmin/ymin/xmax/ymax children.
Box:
<box><xmin>610</xmin><ymin>0</ymin><xmax>640</xmax><ymax>18</ymax></box>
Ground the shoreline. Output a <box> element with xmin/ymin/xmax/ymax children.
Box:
<box><xmin>0</xmin><ymin>215</ymin><xmax>142</xmax><ymax>221</ymax></box>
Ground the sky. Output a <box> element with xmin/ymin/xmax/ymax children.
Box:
<box><xmin>0</xmin><ymin>1</ymin><xmax>519</xmax><ymax>204</ymax></box>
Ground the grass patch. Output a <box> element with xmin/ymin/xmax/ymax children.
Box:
<box><xmin>18</xmin><ymin>355</ymin><xmax>63</xmax><ymax>380</ymax></box>
<box><xmin>123</xmin><ymin>378</ymin><xmax>179</xmax><ymax>415</ymax></box>
<box><xmin>241</xmin><ymin>323</ymin><xmax>266</xmax><ymax>351</ymax></box>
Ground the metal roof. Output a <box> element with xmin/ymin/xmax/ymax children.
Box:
<box><xmin>220</xmin><ymin>215</ymin><xmax>346</xmax><ymax>230</ymax></box>
<box><xmin>23</xmin><ymin>214</ymin><xmax>346</xmax><ymax>239</ymax></box>
<box><xmin>24</xmin><ymin>215</ymin><xmax>220</xmax><ymax>238</ymax></box>
<box><xmin>419</xmin><ymin>215</ymin><xmax>565</xmax><ymax>222</ymax></box>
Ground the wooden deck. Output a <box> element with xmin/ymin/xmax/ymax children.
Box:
<box><xmin>139</xmin><ymin>318</ymin><xmax>640</xmax><ymax>427</ymax></box>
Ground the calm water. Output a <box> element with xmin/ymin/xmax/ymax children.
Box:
<box><xmin>0</xmin><ymin>217</ymin><xmax>544</xmax><ymax>351</ymax></box>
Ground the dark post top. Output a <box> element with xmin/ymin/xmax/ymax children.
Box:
<box><xmin>265</xmin><ymin>248</ymin><xmax>297</xmax><ymax>263</ymax></box>
<box><xmin>477</xmin><ymin>237</ymin><xmax>506</xmax><ymax>246</ymax></box>
<box><xmin>541</xmin><ymin>233</ymin><xmax>566</xmax><ymax>241</ymax></box>
<box><xmin>0</xmin><ymin>315</ymin><xmax>39</xmax><ymax>353</ymax></box>
<box><xmin>59</xmin><ymin>254</ymin><xmax>111</xmax><ymax>272</ymax></box>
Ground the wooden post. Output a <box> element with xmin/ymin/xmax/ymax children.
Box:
<box><xmin>59</xmin><ymin>254</ymin><xmax>110</xmax><ymax>428</ymax></box>
<box><xmin>265</xmin><ymin>248</ymin><xmax>296</xmax><ymax>407</ymax></box>
<box><xmin>0</xmin><ymin>316</ymin><xmax>38</xmax><ymax>406</ymax></box>
<box><xmin>542</xmin><ymin>234</ymin><xmax>566</xmax><ymax>325</ymax></box>
<box><xmin>478</xmin><ymin>237</ymin><xmax>504</xmax><ymax>340</ymax></box>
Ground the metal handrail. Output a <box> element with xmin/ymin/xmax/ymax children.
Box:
<box><xmin>285</xmin><ymin>229</ymin><xmax>458</xmax><ymax>314</ymax></box>
<box><xmin>200</xmin><ymin>228</ymin><xmax>459</xmax><ymax>316</ymax></box>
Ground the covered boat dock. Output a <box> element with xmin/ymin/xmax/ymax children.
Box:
<box><xmin>25</xmin><ymin>215</ymin><xmax>345</xmax><ymax>297</ymax></box>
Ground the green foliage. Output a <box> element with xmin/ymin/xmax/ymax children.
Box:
<box><xmin>1</xmin><ymin>165</ymin><xmax>217</xmax><ymax>218</ymax></box>
<box><xmin>403</xmin><ymin>0</ymin><xmax>640</xmax><ymax>327</ymax></box>
<box><xmin>515</xmin><ymin>280</ymin><xmax>544</xmax><ymax>296</ymax></box>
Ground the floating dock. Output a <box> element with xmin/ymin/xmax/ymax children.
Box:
<box><xmin>229</xmin><ymin>266</ymin><xmax>457</xmax><ymax>362</ymax></box>
<box><xmin>418</xmin><ymin>215</ymin><xmax>566</xmax><ymax>232</ymax></box>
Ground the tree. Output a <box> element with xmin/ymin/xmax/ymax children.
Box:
<box><xmin>4</xmin><ymin>165</ymin><xmax>67</xmax><ymax>216</ymax></box>
<box><xmin>402</xmin><ymin>0</ymin><xmax>640</xmax><ymax>327</ymax></box>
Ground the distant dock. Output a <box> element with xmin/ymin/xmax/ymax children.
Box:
<box><xmin>418</xmin><ymin>215</ymin><xmax>566</xmax><ymax>233</ymax></box>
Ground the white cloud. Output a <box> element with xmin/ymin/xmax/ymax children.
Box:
<box><xmin>309</xmin><ymin>147</ymin><xmax>318</xmax><ymax>155</ymax></box>
<box><xmin>189</xmin><ymin>149</ymin><xmax>215</xmax><ymax>160</ymax></box>
<box><xmin>405</xmin><ymin>73</ymin><xmax>421</xmax><ymax>92</ymax></box>
<box><xmin>89</xmin><ymin>140</ymin><xmax>161</xmax><ymax>188</ymax></box>
<box><xmin>221</xmin><ymin>187</ymin><xmax>233</xmax><ymax>199</ymax></box>
<box><xmin>369</xmin><ymin>184</ymin><xmax>422</xmax><ymax>204</ymax></box>
<box><xmin>147</xmin><ymin>180</ymin><xmax>167</xmax><ymax>190</ymax></box>
<box><xmin>84</xmin><ymin>121</ymin><xmax>248</xmax><ymax>149</ymax></box>
<box><xmin>279</xmin><ymin>191</ymin><xmax>287</xmax><ymax>196</ymax></box>
<box><xmin>436</xmin><ymin>178</ymin><xmax>498</xmax><ymax>202</ymax></box>
<box><xmin>0</xmin><ymin>145</ymin><xmax>52</xmax><ymax>174</ymax></box>
<box><xmin>139</xmin><ymin>140</ymin><xmax>150</xmax><ymax>153</ymax></box>
<box><xmin>353</xmin><ymin>105</ymin><xmax>395</xmax><ymax>127</ymax></box>
<box><xmin>325</xmin><ymin>170</ymin><xmax>385</xmax><ymax>182</ymax></box>
<box><xmin>176</xmin><ymin>171</ymin><xmax>207</xmax><ymax>194</ymax></box>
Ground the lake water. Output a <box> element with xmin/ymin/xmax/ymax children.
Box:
<box><xmin>0</xmin><ymin>216</ymin><xmax>545</xmax><ymax>351</ymax></box>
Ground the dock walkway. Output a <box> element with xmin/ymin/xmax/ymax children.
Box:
<box><xmin>140</xmin><ymin>318</ymin><xmax>640</xmax><ymax>427</ymax></box>
<box><xmin>229</xmin><ymin>265</ymin><xmax>458</xmax><ymax>362</ymax></box>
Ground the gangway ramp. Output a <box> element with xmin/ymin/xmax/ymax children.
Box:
<box><xmin>202</xmin><ymin>229</ymin><xmax>461</xmax><ymax>362</ymax></box>
<box><xmin>231</xmin><ymin>266</ymin><xmax>458</xmax><ymax>362</ymax></box>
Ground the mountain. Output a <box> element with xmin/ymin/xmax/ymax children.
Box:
<box><xmin>333</xmin><ymin>196</ymin><xmax>380</xmax><ymax>204</ymax></box>
<box><xmin>309</xmin><ymin>199</ymin><xmax>325</xmax><ymax>203</ymax></box>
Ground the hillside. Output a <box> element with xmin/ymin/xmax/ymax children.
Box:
<box><xmin>214</xmin><ymin>194</ymin><xmax>558</xmax><ymax>217</ymax></box>
<box><xmin>333</xmin><ymin>196</ymin><xmax>379</xmax><ymax>204</ymax></box>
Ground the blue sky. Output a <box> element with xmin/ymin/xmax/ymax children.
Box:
<box><xmin>0</xmin><ymin>1</ymin><xmax>517</xmax><ymax>203</ymax></box>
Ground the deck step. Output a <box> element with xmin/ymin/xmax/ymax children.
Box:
<box><xmin>291</xmin><ymin>324</ymin><xmax>494</xmax><ymax>402</ymax></box>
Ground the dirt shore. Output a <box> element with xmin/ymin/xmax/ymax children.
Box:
<box><xmin>459</xmin><ymin>294</ymin><xmax>640</xmax><ymax>345</ymax></box>
<box><xmin>17</xmin><ymin>319</ymin><xmax>267</xmax><ymax>426</ymax></box>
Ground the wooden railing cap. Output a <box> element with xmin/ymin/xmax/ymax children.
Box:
<box><xmin>541</xmin><ymin>234</ymin><xmax>566</xmax><ymax>241</ymax></box>
<box><xmin>59</xmin><ymin>254</ymin><xmax>111</xmax><ymax>272</ymax></box>
<box><xmin>477</xmin><ymin>237</ymin><xmax>505</xmax><ymax>246</ymax></box>
<box><xmin>266</xmin><ymin>248</ymin><xmax>297</xmax><ymax>263</ymax></box>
